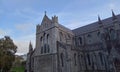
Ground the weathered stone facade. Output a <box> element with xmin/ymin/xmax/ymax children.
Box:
<box><xmin>26</xmin><ymin>11</ymin><xmax>120</xmax><ymax>72</ymax></box>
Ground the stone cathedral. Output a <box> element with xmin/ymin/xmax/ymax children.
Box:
<box><xmin>26</xmin><ymin>11</ymin><xmax>120</xmax><ymax>72</ymax></box>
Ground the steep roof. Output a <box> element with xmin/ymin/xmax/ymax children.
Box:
<box><xmin>41</xmin><ymin>14</ymin><xmax>52</xmax><ymax>25</ymax></box>
<box><xmin>58</xmin><ymin>24</ymin><xmax>73</xmax><ymax>34</ymax></box>
<box><xmin>72</xmin><ymin>14</ymin><xmax>120</xmax><ymax>36</ymax></box>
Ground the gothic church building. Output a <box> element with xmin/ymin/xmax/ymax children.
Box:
<box><xmin>26</xmin><ymin>11</ymin><xmax>120</xmax><ymax>72</ymax></box>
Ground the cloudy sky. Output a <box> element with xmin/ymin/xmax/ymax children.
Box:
<box><xmin>0</xmin><ymin>0</ymin><xmax>120</xmax><ymax>55</ymax></box>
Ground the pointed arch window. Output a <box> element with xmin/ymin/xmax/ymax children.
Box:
<box><xmin>44</xmin><ymin>44</ymin><xmax>46</xmax><ymax>53</ymax></box>
<box><xmin>43</xmin><ymin>33</ymin><xmax>46</xmax><ymax>44</ymax></box>
<box><xmin>40</xmin><ymin>37</ymin><xmax>43</xmax><ymax>41</ymax></box>
<box><xmin>99</xmin><ymin>53</ymin><xmax>104</xmax><ymax>65</ymax></box>
<box><xmin>60</xmin><ymin>32</ymin><xmax>63</xmax><ymax>42</ymax></box>
<box><xmin>110</xmin><ymin>28</ymin><xmax>116</xmax><ymax>40</ymax></box>
<box><xmin>87</xmin><ymin>34</ymin><xmax>91</xmax><ymax>37</ymax></box>
<box><xmin>87</xmin><ymin>54</ymin><xmax>91</xmax><ymax>65</ymax></box>
<box><xmin>47</xmin><ymin>34</ymin><xmax>50</xmax><ymax>53</ymax></box>
<box><xmin>87</xmin><ymin>34</ymin><xmax>92</xmax><ymax>44</ymax></box>
<box><xmin>79</xmin><ymin>37</ymin><xmax>82</xmax><ymax>45</ymax></box>
<box><xmin>47</xmin><ymin>45</ymin><xmax>50</xmax><ymax>53</ymax></box>
<box><xmin>47</xmin><ymin>34</ymin><xmax>49</xmax><ymax>44</ymax></box>
<box><xmin>97</xmin><ymin>31</ymin><xmax>100</xmax><ymax>37</ymax></box>
<box><xmin>60</xmin><ymin>53</ymin><xmax>64</xmax><ymax>67</ymax></box>
<box><xmin>74</xmin><ymin>53</ymin><xmax>77</xmax><ymax>66</ymax></box>
<box><xmin>75</xmin><ymin>37</ymin><xmax>78</xmax><ymax>46</ymax></box>
<box><xmin>40</xmin><ymin>37</ymin><xmax>43</xmax><ymax>45</ymax></box>
<box><xmin>105</xmin><ymin>29</ymin><xmax>110</xmax><ymax>40</ymax></box>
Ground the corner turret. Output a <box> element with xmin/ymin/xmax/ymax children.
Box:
<box><xmin>52</xmin><ymin>15</ymin><xmax>58</xmax><ymax>24</ymax></box>
<box><xmin>112</xmin><ymin>10</ymin><xmax>117</xmax><ymax>20</ymax></box>
<box><xmin>29</xmin><ymin>41</ymin><xmax>33</xmax><ymax>53</ymax></box>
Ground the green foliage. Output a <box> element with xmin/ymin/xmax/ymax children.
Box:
<box><xmin>0</xmin><ymin>36</ymin><xmax>17</xmax><ymax>72</ymax></box>
<box><xmin>11</xmin><ymin>66</ymin><xmax>25</xmax><ymax>72</ymax></box>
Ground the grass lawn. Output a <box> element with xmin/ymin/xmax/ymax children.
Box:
<box><xmin>11</xmin><ymin>66</ymin><xmax>25</xmax><ymax>72</ymax></box>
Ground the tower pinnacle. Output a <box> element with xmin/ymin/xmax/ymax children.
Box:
<box><xmin>29</xmin><ymin>41</ymin><xmax>33</xmax><ymax>53</ymax></box>
<box><xmin>45</xmin><ymin>11</ymin><xmax>47</xmax><ymax>15</ymax></box>
<box><xmin>112</xmin><ymin>10</ymin><xmax>117</xmax><ymax>20</ymax></box>
<box><xmin>98</xmin><ymin>15</ymin><xmax>102</xmax><ymax>24</ymax></box>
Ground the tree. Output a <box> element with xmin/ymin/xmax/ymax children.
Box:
<box><xmin>0</xmin><ymin>36</ymin><xmax>17</xmax><ymax>72</ymax></box>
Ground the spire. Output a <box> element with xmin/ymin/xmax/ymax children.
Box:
<box><xmin>29</xmin><ymin>41</ymin><xmax>33</xmax><ymax>53</ymax></box>
<box><xmin>45</xmin><ymin>11</ymin><xmax>47</xmax><ymax>15</ymax></box>
<box><xmin>98</xmin><ymin>15</ymin><xmax>102</xmax><ymax>24</ymax></box>
<box><xmin>112</xmin><ymin>10</ymin><xmax>117</xmax><ymax>20</ymax></box>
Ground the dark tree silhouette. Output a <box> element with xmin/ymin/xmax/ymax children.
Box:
<box><xmin>0</xmin><ymin>36</ymin><xmax>17</xmax><ymax>72</ymax></box>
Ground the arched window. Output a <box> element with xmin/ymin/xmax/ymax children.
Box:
<box><xmin>47</xmin><ymin>34</ymin><xmax>49</xmax><ymax>44</ymax></box>
<box><xmin>47</xmin><ymin>45</ymin><xmax>50</xmax><ymax>53</ymax></box>
<box><xmin>75</xmin><ymin>37</ymin><xmax>78</xmax><ymax>46</ymax></box>
<box><xmin>78</xmin><ymin>55</ymin><xmax>81</xmax><ymax>66</ymax></box>
<box><xmin>44</xmin><ymin>44</ymin><xmax>46</xmax><ymax>53</ymax></box>
<box><xmin>97</xmin><ymin>32</ymin><xmax>100</xmax><ymax>37</ymax></box>
<box><xmin>74</xmin><ymin>53</ymin><xmax>77</xmax><ymax>66</ymax></box>
<box><xmin>60</xmin><ymin>32</ymin><xmax>63</xmax><ymax>42</ymax></box>
<box><xmin>60</xmin><ymin>53</ymin><xmax>64</xmax><ymax>67</ymax></box>
<box><xmin>46</xmin><ymin>34</ymin><xmax>50</xmax><ymax>53</ymax></box>
<box><xmin>87</xmin><ymin>54</ymin><xmax>91</xmax><ymax>65</ymax></box>
<box><xmin>87</xmin><ymin>34</ymin><xmax>91</xmax><ymax>37</ymax></box>
<box><xmin>68</xmin><ymin>34</ymin><xmax>71</xmax><ymax>39</ymax></box>
<box><xmin>46</xmin><ymin>44</ymin><xmax>49</xmax><ymax>53</ymax></box>
<box><xmin>79</xmin><ymin>37</ymin><xmax>82</xmax><ymax>45</ymax></box>
<box><xmin>99</xmin><ymin>53</ymin><xmax>104</xmax><ymax>65</ymax></box>
<box><xmin>43</xmin><ymin>33</ymin><xmax>46</xmax><ymax>46</ymax></box>
<box><xmin>110</xmin><ymin>28</ymin><xmax>116</xmax><ymax>40</ymax></box>
<box><xmin>87</xmin><ymin>34</ymin><xmax>92</xmax><ymax>44</ymax></box>
<box><xmin>40</xmin><ymin>37</ymin><xmax>43</xmax><ymax>41</ymax></box>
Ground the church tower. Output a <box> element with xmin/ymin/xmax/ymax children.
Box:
<box><xmin>33</xmin><ymin>12</ymin><xmax>61</xmax><ymax>72</ymax></box>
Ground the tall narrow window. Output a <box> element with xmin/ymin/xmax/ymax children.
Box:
<box><xmin>87</xmin><ymin>54</ymin><xmax>91</xmax><ymax>65</ymax></box>
<box><xmin>43</xmin><ymin>33</ymin><xmax>45</xmax><ymax>44</ymax></box>
<box><xmin>75</xmin><ymin>37</ymin><xmax>78</xmax><ymax>46</ymax></box>
<box><xmin>40</xmin><ymin>37</ymin><xmax>43</xmax><ymax>41</ymax></box>
<box><xmin>97</xmin><ymin>32</ymin><xmax>100</xmax><ymax>36</ymax></box>
<box><xmin>74</xmin><ymin>53</ymin><xmax>77</xmax><ymax>66</ymax></box>
<box><xmin>47</xmin><ymin>34</ymin><xmax>50</xmax><ymax>53</ymax></box>
<box><xmin>78</xmin><ymin>55</ymin><xmax>81</xmax><ymax>66</ymax></box>
<box><xmin>68</xmin><ymin>34</ymin><xmax>71</xmax><ymax>39</ymax></box>
<box><xmin>44</xmin><ymin>44</ymin><xmax>46</xmax><ymax>53</ymax></box>
<box><xmin>41</xmin><ymin>37</ymin><xmax>43</xmax><ymax>54</ymax></box>
<box><xmin>40</xmin><ymin>37</ymin><xmax>43</xmax><ymax>45</ymax></box>
<box><xmin>47</xmin><ymin>34</ymin><xmax>49</xmax><ymax>44</ymax></box>
<box><xmin>60</xmin><ymin>32</ymin><xmax>63</xmax><ymax>42</ymax></box>
<box><xmin>110</xmin><ymin>29</ymin><xmax>116</xmax><ymax>40</ymax></box>
<box><xmin>99</xmin><ymin>53</ymin><xmax>104</xmax><ymax>65</ymax></box>
<box><xmin>79</xmin><ymin>37</ymin><xmax>82</xmax><ymax>45</ymax></box>
<box><xmin>47</xmin><ymin>46</ymin><xmax>50</xmax><ymax>53</ymax></box>
<box><xmin>60</xmin><ymin>53</ymin><xmax>64</xmax><ymax>67</ymax></box>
